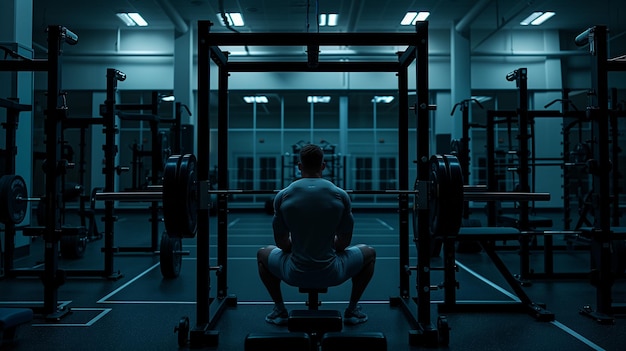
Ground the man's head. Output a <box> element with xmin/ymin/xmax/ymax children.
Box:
<box><xmin>298</xmin><ymin>144</ymin><xmax>325</xmax><ymax>176</ymax></box>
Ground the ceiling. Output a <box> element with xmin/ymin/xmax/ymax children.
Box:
<box><xmin>31</xmin><ymin>0</ymin><xmax>626</xmax><ymax>36</ymax></box>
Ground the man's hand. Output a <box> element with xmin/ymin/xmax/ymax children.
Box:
<box><xmin>334</xmin><ymin>234</ymin><xmax>349</xmax><ymax>251</ymax></box>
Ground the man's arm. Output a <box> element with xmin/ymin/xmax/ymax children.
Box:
<box><xmin>272</xmin><ymin>194</ymin><xmax>292</xmax><ymax>252</ymax></box>
<box><xmin>334</xmin><ymin>192</ymin><xmax>354</xmax><ymax>251</ymax></box>
<box><xmin>272</xmin><ymin>215</ymin><xmax>292</xmax><ymax>252</ymax></box>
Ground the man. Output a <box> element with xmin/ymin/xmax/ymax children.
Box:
<box><xmin>257</xmin><ymin>144</ymin><xmax>376</xmax><ymax>326</ymax></box>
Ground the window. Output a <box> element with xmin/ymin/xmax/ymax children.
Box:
<box><xmin>354</xmin><ymin>157</ymin><xmax>373</xmax><ymax>190</ymax></box>
<box><xmin>379</xmin><ymin>157</ymin><xmax>397</xmax><ymax>190</ymax></box>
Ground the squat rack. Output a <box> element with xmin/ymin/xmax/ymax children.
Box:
<box><xmin>0</xmin><ymin>26</ymin><xmax>77</xmax><ymax>319</ymax></box>
<box><xmin>575</xmin><ymin>25</ymin><xmax>626</xmax><ymax>324</ymax></box>
<box><xmin>195</xmin><ymin>20</ymin><xmax>438</xmax><ymax>347</ymax></box>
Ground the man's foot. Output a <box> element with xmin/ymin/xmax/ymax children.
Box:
<box><xmin>344</xmin><ymin>305</ymin><xmax>368</xmax><ymax>325</ymax></box>
<box><xmin>265</xmin><ymin>306</ymin><xmax>289</xmax><ymax>326</ymax></box>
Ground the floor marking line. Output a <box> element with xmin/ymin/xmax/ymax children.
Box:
<box><xmin>456</xmin><ymin>259</ymin><xmax>605</xmax><ymax>351</ymax></box>
<box><xmin>31</xmin><ymin>308</ymin><xmax>112</xmax><ymax>328</ymax></box>
<box><xmin>375</xmin><ymin>218</ymin><xmax>395</xmax><ymax>230</ymax></box>
<box><xmin>455</xmin><ymin>260</ymin><xmax>520</xmax><ymax>301</ymax></box>
<box><xmin>550</xmin><ymin>321</ymin><xmax>606</xmax><ymax>351</ymax></box>
<box><xmin>96</xmin><ymin>263</ymin><xmax>160</xmax><ymax>303</ymax></box>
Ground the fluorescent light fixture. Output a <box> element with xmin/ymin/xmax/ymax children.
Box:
<box><xmin>328</xmin><ymin>14</ymin><xmax>338</xmax><ymax>26</ymax></box>
<box><xmin>530</xmin><ymin>11</ymin><xmax>555</xmax><ymax>25</ymax></box>
<box><xmin>319</xmin><ymin>14</ymin><xmax>338</xmax><ymax>26</ymax></box>
<box><xmin>307</xmin><ymin>96</ymin><xmax>331</xmax><ymax>103</ymax></box>
<box><xmin>372</xmin><ymin>96</ymin><xmax>394</xmax><ymax>103</ymax></box>
<box><xmin>116</xmin><ymin>13</ymin><xmax>136</xmax><ymax>26</ymax></box>
<box><xmin>116</xmin><ymin>12</ymin><xmax>148</xmax><ymax>27</ymax></box>
<box><xmin>217</xmin><ymin>13</ymin><xmax>245</xmax><ymax>27</ymax></box>
<box><xmin>401</xmin><ymin>11</ymin><xmax>430</xmax><ymax>25</ymax></box>
<box><xmin>128</xmin><ymin>13</ymin><xmax>148</xmax><ymax>26</ymax></box>
<box><xmin>520</xmin><ymin>11</ymin><xmax>555</xmax><ymax>26</ymax></box>
<box><xmin>415</xmin><ymin>12</ymin><xmax>430</xmax><ymax>22</ymax></box>
<box><xmin>243</xmin><ymin>96</ymin><xmax>268</xmax><ymax>103</ymax></box>
<box><xmin>160</xmin><ymin>95</ymin><xmax>175</xmax><ymax>102</ymax></box>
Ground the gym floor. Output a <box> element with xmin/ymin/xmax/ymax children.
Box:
<box><xmin>1</xmin><ymin>210</ymin><xmax>625</xmax><ymax>350</ymax></box>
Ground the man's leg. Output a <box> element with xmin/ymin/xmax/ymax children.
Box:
<box><xmin>257</xmin><ymin>246</ymin><xmax>289</xmax><ymax>325</ymax></box>
<box><xmin>349</xmin><ymin>244</ymin><xmax>376</xmax><ymax>307</ymax></box>
<box><xmin>257</xmin><ymin>245</ymin><xmax>284</xmax><ymax>305</ymax></box>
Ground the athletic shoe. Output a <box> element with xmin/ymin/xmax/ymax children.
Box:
<box><xmin>344</xmin><ymin>305</ymin><xmax>368</xmax><ymax>325</ymax></box>
<box><xmin>265</xmin><ymin>306</ymin><xmax>289</xmax><ymax>326</ymax></box>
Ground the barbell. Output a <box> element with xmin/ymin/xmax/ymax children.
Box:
<box><xmin>89</xmin><ymin>154</ymin><xmax>549</xmax><ymax>239</ymax></box>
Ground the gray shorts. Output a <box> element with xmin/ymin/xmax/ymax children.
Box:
<box><xmin>268</xmin><ymin>246</ymin><xmax>364</xmax><ymax>289</ymax></box>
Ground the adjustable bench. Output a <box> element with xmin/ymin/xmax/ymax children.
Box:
<box><xmin>439</xmin><ymin>227</ymin><xmax>555</xmax><ymax>321</ymax></box>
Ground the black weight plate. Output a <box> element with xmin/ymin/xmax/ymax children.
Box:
<box><xmin>0</xmin><ymin>174</ymin><xmax>28</xmax><ymax>225</ymax></box>
<box><xmin>177</xmin><ymin>154</ymin><xmax>198</xmax><ymax>238</ymax></box>
<box><xmin>60</xmin><ymin>232</ymin><xmax>87</xmax><ymax>259</ymax></box>
<box><xmin>590</xmin><ymin>239</ymin><xmax>626</xmax><ymax>283</ymax></box>
<box><xmin>0</xmin><ymin>175</ymin><xmax>9</xmax><ymax>224</ymax></box>
<box><xmin>429</xmin><ymin>155</ymin><xmax>449</xmax><ymax>238</ymax></box>
<box><xmin>160</xmin><ymin>232</ymin><xmax>182</xmax><ymax>279</ymax></box>
<box><xmin>437</xmin><ymin>315</ymin><xmax>450</xmax><ymax>346</ymax></box>
<box><xmin>176</xmin><ymin>316</ymin><xmax>190</xmax><ymax>347</ymax></box>
<box><xmin>443</xmin><ymin>155</ymin><xmax>464</xmax><ymax>237</ymax></box>
<box><xmin>429</xmin><ymin>155</ymin><xmax>464</xmax><ymax>239</ymax></box>
<box><xmin>163</xmin><ymin>155</ymin><xmax>182</xmax><ymax>237</ymax></box>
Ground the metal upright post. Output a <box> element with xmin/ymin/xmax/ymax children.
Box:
<box><xmin>216</xmin><ymin>58</ymin><xmax>229</xmax><ymax>299</ymax></box>
<box><xmin>102</xmin><ymin>68</ymin><xmax>124</xmax><ymax>280</ymax></box>
<box><xmin>397</xmin><ymin>55</ymin><xmax>409</xmax><ymax>299</ymax></box>
<box><xmin>584</xmin><ymin>26</ymin><xmax>613</xmax><ymax>320</ymax></box>
<box><xmin>42</xmin><ymin>25</ymin><xmax>71</xmax><ymax>319</ymax></box>
<box><xmin>195</xmin><ymin>19</ymin><xmax>211</xmax><ymax>328</ymax></box>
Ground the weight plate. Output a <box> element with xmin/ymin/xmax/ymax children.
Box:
<box><xmin>177</xmin><ymin>154</ymin><xmax>198</xmax><ymax>239</ymax></box>
<box><xmin>428</xmin><ymin>155</ymin><xmax>464</xmax><ymax>239</ymax></box>
<box><xmin>429</xmin><ymin>155</ymin><xmax>449</xmax><ymax>238</ymax></box>
<box><xmin>443</xmin><ymin>155</ymin><xmax>464</xmax><ymax>237</ymax></box>
<box><xmin>176</xmin><ymin>316</ymin><xmax>190</xmax><ymax>347</ymax></box>
<box><xmin>590</xmin><ymin>239</ymin><xmax>626</xmax><ymax>283</ymax></box>
<box><xmin>163</xmin><ymin>155</ymin><xmax>182</xmax><ymax>237</ymax></box>
<box><xmin>437</xmin><ymin>315</ymin><xmax>450</xmax><ymax>346</ymax></box>
<box><xmin>60</xmin><ymin>230</ymin><xmax>88</xmax><ymax>259</ymax></box>
<box><xmin>160</xmin><ymin>232</ymin><xmax>182</xmax><ymax>279</ymax></box>
<box><xmin>0</xmin><ymin>174</ymin><xmax>28</xmax><ymax>225</ymax></box>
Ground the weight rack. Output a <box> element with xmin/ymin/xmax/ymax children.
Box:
<box><xmin>193</xmin><ymin>20</ymin><xmax>443</xmax><ymax>348</ymax></box>
<box><xmin>0</xmin><ymin>25</ymin><xmax>78</xmax><ymax>319</ymax></box>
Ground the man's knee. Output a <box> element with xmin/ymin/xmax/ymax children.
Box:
<box><xmin>357</xmin><ymin>245</ymin><xmax>376</xmax><ymax>266</ymax></box>
<box><xmin>257</xmin><ymin>245</ymin><xmax>276</xmax><ymax>266</ymax></box>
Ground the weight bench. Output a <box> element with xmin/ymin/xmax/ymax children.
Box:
<box><xmin>498</xmin><ymin>214</ymin><xmax>553</xmax><ymax>229</ymax></box>
<box><xmin>288</xmin><ymin>288</ymin><xmax>342</xmax><ymax>335</ymax></box>
<box><xmin>321</xmin><ymin>332</ymin><xmax>387</xmax><ymax>351</ymax></box>
<box><xmin>439</xmin><ymin>227</ymin><xmax>555</xmax><ymax>321</ymax></box>
<box><xmin>0</xmin><ymin>308</ymin><xmax>32</xmax><ymax>347</ymax></box>
<box><xmin>244</xmin><ymin>332</ymin><xmax>311</xmax><ymax>351</ymax></box>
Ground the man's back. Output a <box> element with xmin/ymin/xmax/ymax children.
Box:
<box><xmin>275</xmin><ymin>178</ymin><xmax>353</xmax><ymax>270</ymax></box>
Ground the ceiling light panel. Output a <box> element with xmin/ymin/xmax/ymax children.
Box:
<box><xmin>319</xmin><ymin>14</ymin><xmax>338</xmax><ymax>27</ymax></box>
<box><xmin>401</xmin><ymin>12</ymin><xmax>430</xmax><ymax>25</ymax></box>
